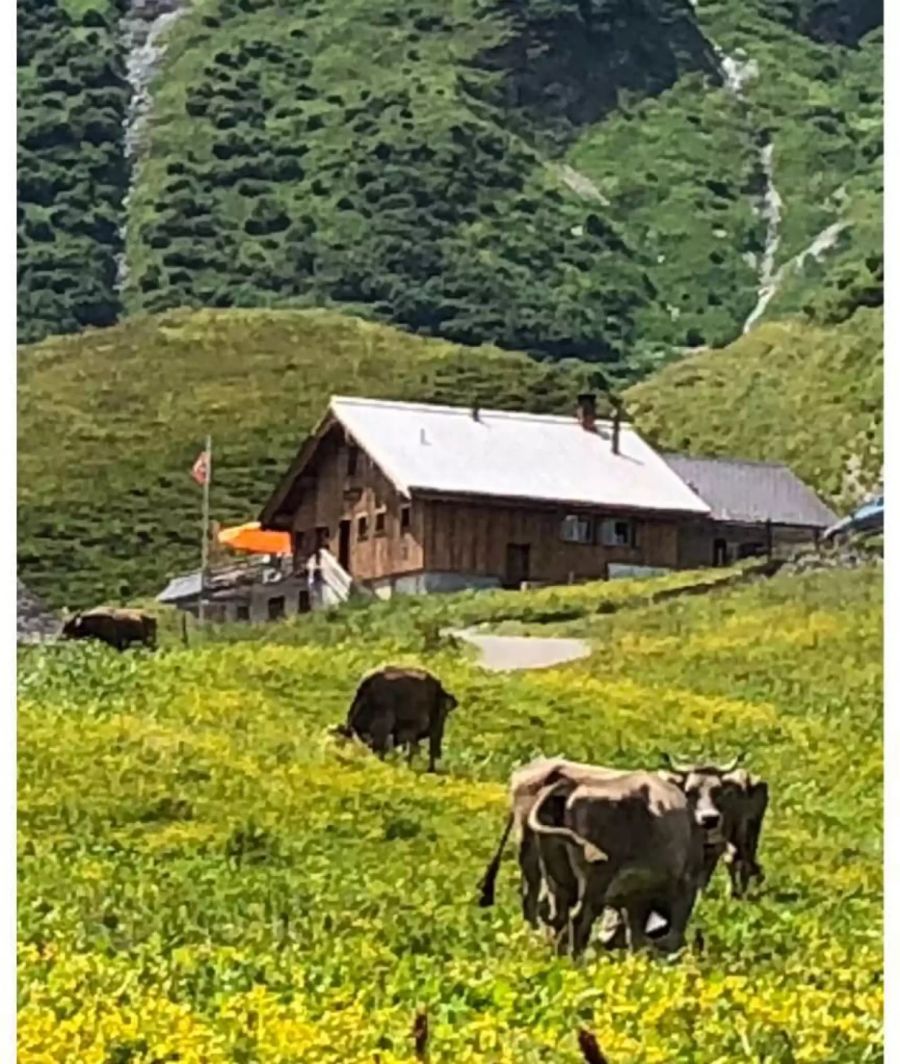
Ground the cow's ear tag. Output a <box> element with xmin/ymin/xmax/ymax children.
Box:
<box><xmin>645</xmin><ymin>911</ymin><xmax>669</xmax><ymax>937</ymax></box>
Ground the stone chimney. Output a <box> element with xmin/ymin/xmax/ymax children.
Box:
<box><xmin>576</xmin><ymin>392</ymin><xmax>597</xmax><ymax>432</ymax></box>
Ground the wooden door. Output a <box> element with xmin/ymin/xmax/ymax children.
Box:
<box><xmin>504</xmin><ymin>543</ymin><xmax>531</xmax><ymax>588</ymax></box>
<box><xmin>338</xmin><ymin>519</ymin><xmax>352</xmax><ymax>572</ymax></box>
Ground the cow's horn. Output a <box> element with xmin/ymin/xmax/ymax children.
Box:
<box><xmin>719</xmin><ymin>751</ymin><xmax>746</xmax><ymax>774</ymax></box>
<box><xmin>660</xmin><ymin>752</ymin><xmax>693</xmax><ymax>773</ymax></box>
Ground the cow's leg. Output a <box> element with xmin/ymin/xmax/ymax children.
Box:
<box><xmin>745</xmin><ymin>784</ymin><xmax>768</xmax><ymax>887</ymax></box>
<box><xmin>543</xmin><ymin>841</ymin><xmax>579</xmax><ymax>938</ymax></box>
<box><xmin>724</xmin><ymin>844</ymin><xmax>744</xmax><ymax>898</ymax></box>
<box><xmin>427</xmin><ymin>722</ymin><xmax>443</xmax><ymax>773</ymax></box>
<box><xmin>596</xmin><ymin>905</ymin><xmax>628</xmax><ymax>950</ymax></box>
<box><xmin>658</xmin><ymin>879</ymin><xmax>698</xmax><ymax>953</ymax></box>
<box><xmin>518</xmin><ymin>830</ymin><xmax>543</xmax><ymax>928</ymax></box>
<box><xmin>407</xmin><ymin>740</ymin><xmax>419</xmax><ymax>767</ymax></box>
<box><xmin>568</xmin><ymin>893</ymin><xmax>601</xmax><ymax>959</ymax></box>
<box><xmin>623</xmin><ymin>902</ymin><xmax>648</xmax><ymax>952</ymax></box>
<box><xmin>567</xmin><ymin>865</ymin><xmax>611</xmax><ymax>959</ymax></box>
<box><xmin>699</xmin><ymin>844</ymin><xmax>722</xmax><ymax>891</ymax></box>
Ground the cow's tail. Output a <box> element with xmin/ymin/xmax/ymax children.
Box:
<box><xmin>528</xmin><ymin>780</ymin><xmax>608</xmax><ymax>864</ymax></box>
<box><xmin>477</xmin><ymin>811</ymin><xmax>515</xmax><ymax>908</ymax></box>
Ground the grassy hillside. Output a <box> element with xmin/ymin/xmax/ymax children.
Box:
<box><xmin>18</xmin><ymin>565</ymin><xmax>883</xmax><ymax>1061</ymax></box>
<box><xmin>18</xmin><ymin>0</ymin><xmax>882</xmax><ymax>353</ymax></box>
<box><xmin>17</xmin><ymin>308</ymin><xmax>593</xmax><ymax>609</ymax></box>
<box><xmin>19</xmin><ymin>303</ymin><xmax>882</xmax><ymax>609</ymax></box>
<box><xmin>626</xmin><ymin>307</ymin><xmax>883</xmax><ymax>508</ymax></box>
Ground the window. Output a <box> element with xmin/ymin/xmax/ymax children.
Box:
<box><xmin>315</xmin><ymin>526</ymin><xmax>329</xmax><ymax>550</ymax></box>
<box><xmin>400</xmin><ymin>506</ymin><xmax>411</xmax><ymax>533</ymax></box>
<box><xmin>561</xmin><ymin>514</ymin><xmax>592</xmax><ymax>544</ymax></box>
<box><xmin>357</xmin><ymin>514</ymin><xmax>369</xmax><ymax>541</ymax></box>
<box><xmin>598</xmin><ymin>518</ymin><xmax>636</xmax><ymax>548</ymax></box>
<box><xmin>374</xmin><ymin>510</ymin><xmax>386</xmax><ymax>536</ymax></box>
<box><xmin>346</xmin><ymin>444</ymin><xmax>359</xmax><ymax>477</ymax></box>
<box><xmin>267</xmin><ymin>596</ymin><xmax>286</xmax><ymax>621</ymax></box>
<box><xmin>236</xmin><ymin>604</ymin><xmax>250</xmax><ymax>622</ymax></box>
<box><xmin>297</xmin><ymin>590</ymin><xmax>311</xmax><ymax>614</ymax></box>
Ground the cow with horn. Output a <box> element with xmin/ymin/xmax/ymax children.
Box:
<box><xmin>658</xmin><ymin>751</ymin><xmax>769</xmax><ymax>898</ymax></box>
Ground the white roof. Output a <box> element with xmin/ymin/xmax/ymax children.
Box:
<box><xmin>329</xmin><ymin>396</ymin><xmax>710</xmax><ymax>516</ymax></box>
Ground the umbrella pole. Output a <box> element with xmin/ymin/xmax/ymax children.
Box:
<box><xmin>199</xmin><ymin>435</ymin><xmax>212</xmax><ymax>626</ymax></box>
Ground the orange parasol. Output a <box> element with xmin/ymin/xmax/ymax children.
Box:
<box><xmin>217</xmin><ymin>522</ymin><xmax>292</xmax><ymax>555</ymax></box>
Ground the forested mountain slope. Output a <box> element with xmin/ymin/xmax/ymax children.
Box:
<box><xmin>18</xmin><ymin>0</ymin><xmax>882</xmax><ymax>367</ymax></box>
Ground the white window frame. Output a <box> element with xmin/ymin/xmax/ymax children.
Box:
<box><xmin>561</xmin><ymin>514</ymin><xmax>592</xmax><ymax>544</ymax></box>
<box><xmin>598</xmin><ymin>517</ymin><xmax>637</xmax><ymax>548</ymax></box>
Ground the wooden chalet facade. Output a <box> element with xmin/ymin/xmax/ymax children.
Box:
<box><xmin>259</xmin><ymin>394</ymin><xmax>836</xmax><ymax>599</ymax></box>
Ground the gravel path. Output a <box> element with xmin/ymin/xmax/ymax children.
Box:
<box><xmin>449</xmin><ymin>629</ymin><xmax>591</xmax><ymax>672</ymax></box>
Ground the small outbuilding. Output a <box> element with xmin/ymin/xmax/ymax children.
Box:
<box><xmin>662</xmin><ymin>454</ymin><xmax>838</xmax><ymax>567</ymax></box>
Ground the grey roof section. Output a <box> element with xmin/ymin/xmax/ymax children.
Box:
<box><xmin>662</xmin><ymin>454</ymin><xmax>838</xmax><ymax>528</ymax></box>
<box><xmin>157</xmin><ymin>571</ymin><xmax>203</xmax><ymax>603</ymax></box>
<box><xmin>157</xmin><ymin>558</ymin><xmax>295</xmax><ymax>603</ymax></box>
<box><xmin>17</xmin><ymin>579</ymin><xmax>62</xmax><ymax>644</ymax></box>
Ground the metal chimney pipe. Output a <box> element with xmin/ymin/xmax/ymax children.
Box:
<box><xmin>577</xmin><ymin>392</ymin><xmax>597</xmax><ymax>432</ymax></box>
<box><xmin>611</xmin><ymin>398</ymin><xmax>622</xmax><ymax>455</ymax></box>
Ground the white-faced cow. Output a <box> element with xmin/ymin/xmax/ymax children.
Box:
<box><xmin>659</xmin><ymin>753</ymin><xmax>769</xmax><ymax>898</ymax></box>
<box><xmin>333</xmin><ymin>666</ymin><xmax>458</xmax><ymax>772</ymax></box>
<box><xmin>528</xmin><ymin>772</ymin><xmax>705</xmax><ymax>957</ymax></box>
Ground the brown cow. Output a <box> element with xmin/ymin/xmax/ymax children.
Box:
<box><xmin>659</xmin><ymin>753</ymin><xmax>769</xmax><ymax>898</ymax></box>
<box><xmin>528</xmin><ymin>772</ymin><xmax>705</xmax><ymax>957</ymax></box>
<box><xmin>334</xmin><ymin>666</ymin><xmax>458</xmax><ymax>772</ymax></box>
<box><xmin>62</xmin><ymin>607</ymin><xmax>157</xmax><ymax>651</ymax></box>
<box><xmin>477</xmin><ymin>757</ymin><xmax>629</xmax><ymax>928</ymax></box>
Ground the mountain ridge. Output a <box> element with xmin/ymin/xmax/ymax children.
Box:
<box><xmin>18</xmin><ymin>0</ymin><xmax>883</xmax><ymax>364</ymax></box>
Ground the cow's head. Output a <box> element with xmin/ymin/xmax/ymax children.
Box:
<box><xmin>659</xmin><ymin>752</ymin><xmax>747</xmax><ymax>843</ymax></box>
<box><xmin>61</xmin><ymin>613</ymin><xmax>83</xmax><ymax>638</ymax></box>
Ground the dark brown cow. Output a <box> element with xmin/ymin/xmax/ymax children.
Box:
<box><xmin>334</xmin><ymin>666</ymin><xmax>458</xmax><ymax>772</ymax></box>
<box><xmin>62</xmin><ymin>607</ymin><xmax>157</xmax><ymax>651</ymax></box>
<box><xmin>528</xmin><ymin>772</ymin><xmax>705</xmax><ymax>957</ymax></box>
<box><xmin>478</xmin><ymin>757</ymin><xmax>628</xmax><ymax>927</ymax></box>
<box><xmin>659</xmin><ymin>753</ymin><xmax>769</xmax><ymax>898</ymax></box>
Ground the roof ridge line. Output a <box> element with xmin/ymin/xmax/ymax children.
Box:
<box><xmin>330</xmin><ymin>395</ymin><xmax>630</xmax><ymax>428</ymax></box>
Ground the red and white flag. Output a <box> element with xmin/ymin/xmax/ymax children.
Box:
<box><xmin>191</xmin><ymin>449</ymin><xmax>209</xmax><ymax>486</ymax></box>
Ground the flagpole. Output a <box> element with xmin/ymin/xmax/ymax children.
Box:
<box><xmin>199</xmin><ymin>435</ymin><xmax>212</xmax><ymax>626</ymax></box>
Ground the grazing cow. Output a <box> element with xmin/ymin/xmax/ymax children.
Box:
<box><xmin>659</xmin><ymin>753</ymin><xmax>769</xmax><ymax>898</ymax></box>
<box><xmin>62</xmin><ymin>607</ymin><xmax>157</xmax><ymax>651</ymax></box>
<box><xmin>478</xmin><ymin>757</ymin><xmax>629</xmax><ymax>929</ymax></box>
<box><xmin>334</xmin><ymin>666</ymin><xmax>458</xmax><ymax>772</ymax></box>
<box><xmin>528</xmin><ymin>772</ymin><xmax>705</xmax><ymax>957</ymax></box>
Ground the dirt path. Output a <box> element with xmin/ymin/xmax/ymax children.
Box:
<box><xmin>449</xmin><ymin>629</ymin><xmax>591</xmax><ymax>672</ymax></box>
